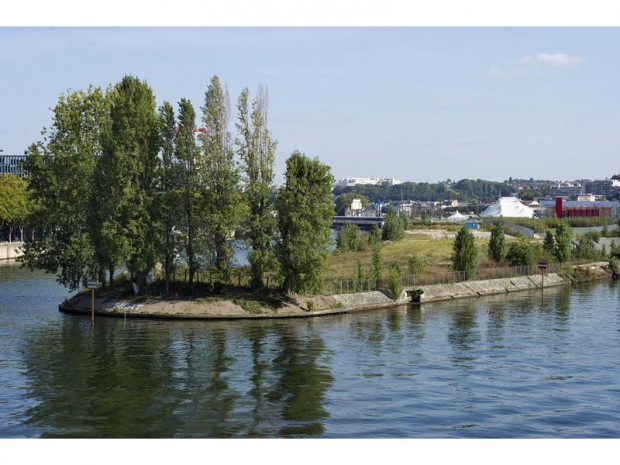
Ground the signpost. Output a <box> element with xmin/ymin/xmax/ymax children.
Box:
<box><xmin>537</xmin><ymin>263</ymin><xmax>548</xmax><ymax>289</ymax></box>
<box><xmin>87</xmin><ymin>280</ymin><xmax>97</xmax><ymax>322</ymax></box>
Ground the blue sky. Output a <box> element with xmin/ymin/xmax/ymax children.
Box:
<box><xmin>1</xmin><ymin>26</ymin><xmax>619</xmax><ymax>184</ymax></box>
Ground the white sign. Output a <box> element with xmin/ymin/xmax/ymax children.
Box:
<box><xmin>86</xmin><ymin>280</ymin><xmax>98</xmax><ymax>289</ymax></box>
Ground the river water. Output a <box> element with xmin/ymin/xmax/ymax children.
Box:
<box><xmin>1</xmin><ymin>262</ymin><xmax>619</xmax><ymax>438</ymax></box>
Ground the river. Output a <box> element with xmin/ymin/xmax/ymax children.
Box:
<box><xmin>0</xmin><ymin>262</ymin><xmax>619</xmax><ymax>438</ymax></box>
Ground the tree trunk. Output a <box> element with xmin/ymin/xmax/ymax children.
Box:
<box><xmin>109</xmin><ymin>263</ymin><xmax>115</xmax><ymax>289</ymax></box>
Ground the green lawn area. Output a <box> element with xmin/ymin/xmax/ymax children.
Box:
<box><xmin>327</xmin><ymin>232</ymin><xmax>493</xmax><ymax>280</ymax></box>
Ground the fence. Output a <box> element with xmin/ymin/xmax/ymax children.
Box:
<box><xmin>322</xmin><ymin>262</ymin><xmax>567</xmax><ymax>295</ymax></box>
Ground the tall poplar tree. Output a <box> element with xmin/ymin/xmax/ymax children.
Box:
<box><xmin>200</xmin><ymin>75</ymin><xmax>243</xmax><ymax>287</ymax></box>
<box><xmin>104</xmin><ymin>75</ymin><xmax>161</xmax><ymax>292</ymax></box>
<box><xmin>175</xmin><ymin>98</ymin><xmax>200</xmax><ymax>291</ymax></box>
<box><xmin>236</xmin><ymin>85</ymin><xmax>278</xmax><ymax>289</ymax></box>
<box><xmin>158</xmin><ymin>101</ymin><xmax>179</xmax><ymax>293</ymax></box>
<box><xmin>276</xmin><ymin>151</ymin><xmax>334</xmax><ymax>294</ymax></box>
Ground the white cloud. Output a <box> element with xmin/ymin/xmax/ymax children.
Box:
<box><xmin>520</xmin><ymin>53</ymin><xmax>584</xmax><ymax>67</ymax></box>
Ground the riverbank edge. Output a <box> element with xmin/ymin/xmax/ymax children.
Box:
<box><xmin>58</xmin><ymin>262</ymin><xmax>614</xmax><ymax>320</ymax></box>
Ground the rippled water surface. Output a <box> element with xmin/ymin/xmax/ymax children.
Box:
<box><xmin>1</xmin><ymin>263</ymin><xmax>619</xmax><ymax>438</ymax></box>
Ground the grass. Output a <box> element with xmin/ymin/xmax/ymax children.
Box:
<box><xmin>327</xmin><ymin>232</ymin><xmax>495</xmax><ymax>281</ymax></box>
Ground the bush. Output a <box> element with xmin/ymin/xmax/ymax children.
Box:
<box><xmin>382</xmin><ymin>207</ymin><xmax>405</xmax><ymax>241</ymax></box>
<box><xmin>554</xmin><ymin>220</ymin><xmax>572</xmax><ymax>263</ymax></box>
<box><xmin>407</xmin><ymin>254</ymin><xmax>424</xmax><ymax>276</ymax></box>
<box><xmin>451</xmin><ymin>225</ymin><xmax>478</xmax><ymax>280</ymax></box>
<box><xmin>610</xmin><ymin>257</ymin><xmax>620</xmax><ymax>279</ymax></box>
<box><xmin>506</xmin><ymin>239</ymin><xmax>535</xmax><ymax>267</ymax></box>
<box><xmin>575</xmin><ymin>235</ymin><xmax>599</xmax><ymax>260</ymax></box>
<box><xmin>336</xmin><ymin>223</ymin><xmax>363</xmax><ymax>252</ymax></box>
<box><xmin>388</xmin><ymin>263</ymin><xmax>403</xmax><ymax>301</ymax></box>
<box><xmin>368</xmin><ymin>224</ymin><xmax>381</xmax><ymax>246</ymax></box>
<box><xmin>488</xmin><ymin>222</ymin><xmax>506</xmax><ymax>263</ymax></box>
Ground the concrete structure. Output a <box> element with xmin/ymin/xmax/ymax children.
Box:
<box><xmin>0</xmin><ymin>242</ymin><xmax>24</xmax><ymax>260</ymax></box>
<box><xmin>332</xmin><ymin>216</ymin><xmax>384</xmax><ymax>229</ymax></box>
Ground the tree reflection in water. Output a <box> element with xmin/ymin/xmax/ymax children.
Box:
<box><xmin>21</xmin><ymin>317</ymin><xmax>333</xmax><ymax>438</ymax></box>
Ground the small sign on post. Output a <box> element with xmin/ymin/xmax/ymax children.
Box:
<box><xmin>537</xmin><ymin>263</ymin><xmax>548</xmax><ymax>289</ymax></box>
<box><xmin>87</xmin><ymin>280</ymin><xmax>97</xmax><ymax>322</ymax></box>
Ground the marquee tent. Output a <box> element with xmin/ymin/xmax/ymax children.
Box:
<box><xmin>480</xmin><ymin>197</ymin><xmax>534</xmax><ymax>218</ymax></box>
<box><xmin>446</xmin><ymin>210</ymin><xmax>468</xmax><ymax>222</ymax></box>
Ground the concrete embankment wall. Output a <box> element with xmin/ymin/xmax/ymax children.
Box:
<box><xmin>0</xmin><ymin>242</ymin><xmax>23</xmax><ymax>261</ymax></box>
<box><xmin>405</xmin><ymin>272</ymin><xmax>569</xmax><ymax>304</ymax></box>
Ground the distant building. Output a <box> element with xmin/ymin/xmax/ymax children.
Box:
<box><xmin>539</xmin><ymin>199</ymin><xmax>620</xmax><ymax>219</ymax></box>
<box><xmin>585</xmin><ymin>180</ymin><xmax>620</xmax><ymax>198</ymax></box>
<box><xmin>0</xmin><ymin>155</ymin><xmax>27</xmax><ymax>177</ymax></box>
<box><xmin>333</xmin><ymin>177</ymin><xmax>402</xmax><ymax>188</ymax></box>
<box><xmin>550</xmin><ymin>183</ymin><xmax>585</xmax><ymax>198</ymax></box>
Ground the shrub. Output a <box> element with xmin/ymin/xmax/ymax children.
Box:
<box><xmin>488</xmin><ymin>222</ymin><xmax>506</xmax><ymax>263</ymax></box>
<box><xmin>451</xmin><ymin>225</ymin><xmax>478</xmax><ymax>280</ymax></box>
<box><xmin>336</xmin><ymin>223</ymin><xmax>363</xmax><ymax>252</ymax></box>
<box><xmin>609</xmin><ymin>257</ymin><xmax>619</xmax><ymax>280</ymax></box>
<box><xmin>382</xmin><ymin>207</ymin><xmax>405</xmax><ymax>241</ymax></box>
<box><xmin>407</xmin><ymin>254</ymin><xmax>424</xmax><ymax>276</ymax></box>
<box><xmin>554</xmin><ymin>220</ymin><xmax>572</xmax><ymax>263</ymax></box>
<box><xmin>368</xmin><ymin>224</ymin><xmax>381</xmax><ymax>246</ymax></box>
<box><xmin>506</xmin><ymin>239</ymin><xmax>535</xmax><ymax>267</ymax></box>
<box><xmin>388</xmin><ymin>263</ymin><xmax>403</xmax><ymax>301</ymax></box>
<box><xmin>575</xmin><ymin>235</ymin><xmax>599</xmax><ymax>260</ymax></box>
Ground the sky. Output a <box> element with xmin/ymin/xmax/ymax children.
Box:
<box><xmin>1</xmin><ymin>4</ymin><xmax>620</xmax><ymax>185</ymax></box>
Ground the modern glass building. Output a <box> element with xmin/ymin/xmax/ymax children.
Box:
<box><xmin>0</xmin><ymin>155</ymin><xmax>27</xmax><ymax>177</ymax></box>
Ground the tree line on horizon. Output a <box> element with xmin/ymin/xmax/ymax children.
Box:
<box><xmin>332</xmin><ymin>178</ymin><xmax>552</xmax><ymax>204</ymax></box>
<box><xmin>21</xmin><ymin>74</ymin><xmax>334</xmax><ymax>295</ymax></box>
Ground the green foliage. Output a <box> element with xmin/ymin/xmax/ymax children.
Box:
<box><xmin>334</xmin><ymin>192</ymin><xmax>369</xmax><ymax>216</ymax></box>
<box><xmin>276</xmin><ymin>151</ymin><xmax>334</xmax><ymax>294</ymax></box>
<box><xmin>584</xmin><ymin>231</ymin><xmax>601</xmax><ymax>243</ymax></box>
<box><xmin>609</xmin><ymin>257</ymin><xmax>620</xmax><ymax>279</ymax></box>
<box><xmin>157</xmin><ymin>100</ymin><xmax>181</xmax><ymax>293</ymax></box>
<box><xmin>236</xmin><ymin>85</ymin><xmax>278</xmax><ymax>290</ymax></box>
<box><xmin>201</xmin><ymin>75</ymin><xmax>243</xmax><ymax>287</ymax></box>
<box><xmin>388</xmin><ymin>263</ymin><xmax>403</xmax><ymax>301</ymax></box>
<box><xmin>382</xmin><ymin>206</ymin><xmax>405</xmax><ymax>241</ymax></box>
<box><xmin>407</xmin><ymin>254</ymin><xmax>424</xmax><ymax>276</ymax></box>
<box><xmin>487</xmin><ymin>222</ymin><xmax>506</xmax><ymax>263</ymax></box>
<box><xmin>332</xmin><ymin>178</ymin><xmax>514</xmax><ymax>203</ymax></box>
<box><xmin>554</xmin><ymin>220</ymin><xmax>573</xmax><ymax>263</ymax></box>
<box><xmin>336</xmin><ymin>223</ymin><xmax>363</xmax><ymax>252</ymax></box>
<box><xmin>451</xmin><ymin>225</ymin><xmax>478</xmax><ymax>280</ymax></box>
<box><xmin>611</xmin><ymin>241</ymin><xmax>620</xmax><ymax>258</ymax></box>
<box><xmin>370</xmin><ymin>245</ymin><xmax>384</xmax><ymax>283</ymax></box>
<box><xmin>368</xmin><ymin>224</ymin><xmax>381</xmax><ymax>245</ymax></box>
<box><xmin>575</xmin><ymin>235</ymin><xmax>599</xmax><ymax>260</ymax></box>
<box><xmin>0</xmin><ymin>174</ymin><xmax>32</xmax><ymax>241</ymax></box>
<box><xmin>543</xmin><ymin>231</ymin><xmax>555</xmax><ymax>256</ymax></box>
<box><xmin>21</xmin><ymin>86</ymin><xmax>109</xmax><ymax>290</ymax></box>
<box><xmin>506</xmin><ymin>238</ymin><xmax>535</xmax><ymax>267</ymax></box>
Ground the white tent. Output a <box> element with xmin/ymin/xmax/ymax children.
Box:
<box><xmin>480</xmin><ymin>197</ymin><xmax>534</xmax><ymax>218</ymax></box>
<box><xmin>446</xmin><ymin>210</ymin><xmax>468</xmax><ymax>222</ymax></box>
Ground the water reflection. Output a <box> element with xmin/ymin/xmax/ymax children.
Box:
<box><xmin>21</xmin><ymin>317</ymin><xmax>333</xmax><ymax>438</ymax></box>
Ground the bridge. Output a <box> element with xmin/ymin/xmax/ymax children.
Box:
<box><xmin>332</xmin><ymin>216</ymin><xmax>384</xmax><ymax>229</ymax></box>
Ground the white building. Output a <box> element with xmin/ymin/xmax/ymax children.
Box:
<box><xmin>334</xmin><ymin>177</ymin><xmax>402</xmax><ymax>188</ymax></box>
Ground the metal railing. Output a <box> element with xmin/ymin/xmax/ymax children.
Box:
<box><xmin>322</xmin><ymin>262</ymin><xmax>568</xmax><ymax>295</ymax></box>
